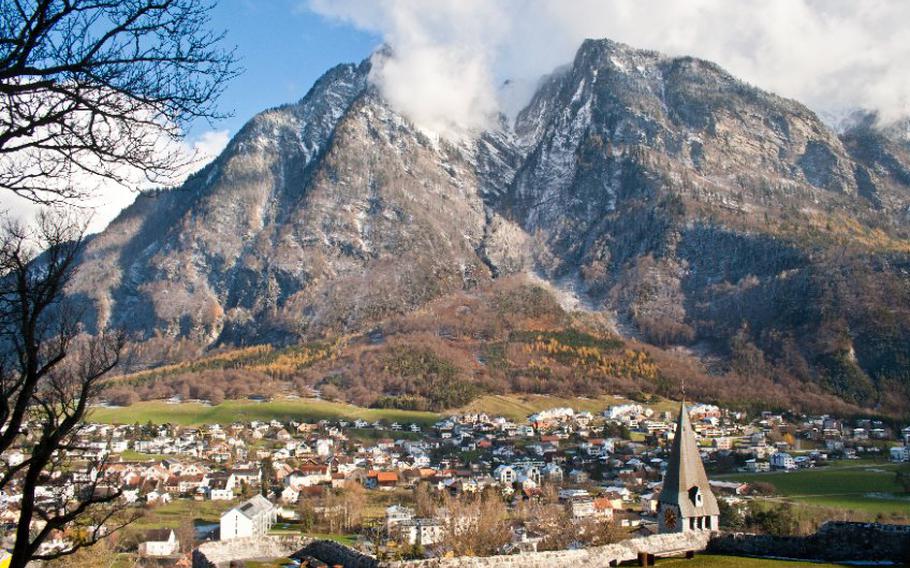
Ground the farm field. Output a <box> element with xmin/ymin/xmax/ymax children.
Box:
<box><xmin>89</xmin><ymin>393</ymin><xmax>678</xmax><ymax>427</ymax></box>
<box><xmin>129</xmin><ymin>498</ymin><xmax>233</xmax><ymax>530</ymax></box>
<box><xmin>89</xmin><ymin>398</ymin><xmax>441</xmax><ymax>426</ymax></box>
<box><xmin>718</xmin><ymin>461</ymin><xmax>910</xmax><ymax>515</ymax></box>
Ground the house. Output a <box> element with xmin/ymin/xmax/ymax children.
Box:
<box><xmin>493</xmin><ymin>465</ymin><xmax>516</xmax><ymax>485</ymax></box>
<box><xmin>138</xmin><ymin>529</ymin><xmax>179</xmax><ymax>556</ymax></box>
<box><xmin>229</xmin><ymin>468</ymin><xmax>261</xmax><ymax>487</ymax></box>
<box><xmin>220</xmin><ymin>495</ymin><xmax>277</xmax><ymax>540</ymax></box>
<box><xmin>592</xmin><ymin>497</ymin><xmax>616</xmax><ymax>520</ymax></box>
<box><xmin>206</xmin><ymin>474</ymin><xmax>235</xmax><ymax>500</ymax></box>
<box><xmin>386</xmin><ymin>504</ymin><xmax>415</xmax><ymax>531</ymax></box>
<box><xmin>770</xmin><ymin>452</ymin><xmax>796</xmax><ymax>470</ymax></box>
<box><xmin>286</xmin><ymin>465</ymin><xmax>331</xmax><ymax>488</ymax></box>
<box><xmin>368</xmin><ymin>471</ymin><xmax>399</xmax><ymax>489</ymax></box>
<box><xmin>397</xmin><ymin>518</ymin><xmax>444</xmax><ymax>547</ymax></box>
<box><xmin>890</xmin><ymin>445</ymin><xmax>909</xmax><ymax>462</ymax></box>
<box><xmin>640</xmin><ymin>492</ymin><xmax>659</xmax><ymax>514</ymax></box>
<box><xmin>567</xmin><ymin>498</ymin><xmax>595</xmax><ymax>518</ymax></box>
<box><xmin>281</xmin><ymin>486</ymin><xmax>300</xmax><ymax>504</ymax></box>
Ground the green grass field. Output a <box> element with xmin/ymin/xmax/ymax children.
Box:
<box><xmin>657</xmin><ymin>554</ymin><xmax>840</xmax><ymax>567</ymax></box>
<box><xmin>130</xmin><ymin>498</ymin><xmax>235</xmax><ymax>530</ymax></box>
<box><xmin>116</xmin><ymin>449</ymin><xmax>169</xmax><ymax>461</ymax></box>
<box><xmin>718</xmin><ymin>461</ymin><xmax>910</xmax><ymax>515</ymax></box>
<box><xmin>89</xmin><ymin>393</ymin><xmax>681</xmax><ymax>427</ymax></box>
<box><xmin>89</xmin><ymin>398</ymin><xmax>441</xmax><ymax>426</ymax></box>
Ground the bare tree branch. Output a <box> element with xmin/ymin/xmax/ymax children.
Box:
<box><xmin>0</xmin><ymin>214</ymin><xmax>135</xmax><ymax>568</ymax></box>
<box><xmin>0</xmin><ymin>0</ymin><xmax>240</xmax><ymax>202</ymax></box>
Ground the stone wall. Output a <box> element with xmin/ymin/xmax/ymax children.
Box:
<box><xmin>381</xmin><ymin>532</ymin><xmax>710</xmax><ymax>568</ymax></box>
<box><xmin>192</xmin><ymin>535</ymin><xmax>310</xmax><ymax>567</ymax></box>
<box><xmin>296</xmin><ymin>540</ymin><xmax>380</xmax><ymax>568</ymax></box>
<box><xmin>707</xmin><ymin>522</ymin><xmax>910</xmax><ymax>564</ymax></box>
<box><xmin>196</xmin><ymin>523</ymin><xmax>910</xmax><ymax>568</ymax></box>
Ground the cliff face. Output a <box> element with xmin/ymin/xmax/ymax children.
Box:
<box><xmin>70</xmin><ymin>40</ymin><xmax>910</xmax><ymax>410</ymax></box>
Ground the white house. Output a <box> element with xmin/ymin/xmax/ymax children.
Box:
<box><xmin>397</xmin><ymin>518</ymin><xmax>444</xmax><ymax>547</ymax></box>
<box><xmin>385</xmin><ymin>504</ymin><xmax>415</xmax><ymax>532</ymax></box>
<box><xmin>770</xmin><ymin>452</ymin><xmax>796</xmax><ymax>470</ymax></box>
<box><xmin>890</xmin><ymin>445</ymin><xmax>909</xmax><ymax>462</ymax></box>
<box><xmin>220</xmin><ymin>495</ymin><xmax>277</xmax><ymax>540</ymax></box>
<box><xmin>493</xmin><ymin>465</ymin><xmax>516</xmax><ymax>485</ymax></box>
<box><xmin>138</xmin><ymin>529</ymin><xmax>179</xmax><ymax>557</ymax></box>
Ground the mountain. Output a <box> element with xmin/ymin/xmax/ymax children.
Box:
<box><xmin>73</xmin><ymin>39</ymin><xmax>910</xmax><ymax>415</ymax></box>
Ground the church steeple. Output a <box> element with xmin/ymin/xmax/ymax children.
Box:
<box><xmin>657</xmin><ymin>400</ymin><xmax>720</xmax><ymax>533</ymax></box>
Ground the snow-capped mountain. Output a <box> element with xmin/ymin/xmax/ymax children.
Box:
<box><xmin>70</xmin><ymin>39</ymin><xmax>910</xmax><ymax>409</ymax></box>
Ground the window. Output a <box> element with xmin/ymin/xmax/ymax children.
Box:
<box><xmin>688</xmin><ymin>486</ymin><xmax>702</xmax><ymax>506</ymax></box>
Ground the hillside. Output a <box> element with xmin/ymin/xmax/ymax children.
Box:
<box><xmin>105</xmin><ymin>276</ymin><xmax>875</xmax><ymax>418</ymax></box>
<box><xmin>76</xmin><ymin>39</ymin><xmax>910</xmax><ymax>415</ymax></box>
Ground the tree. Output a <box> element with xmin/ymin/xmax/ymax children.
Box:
<box><xmin>0</xmin><ymin>215</ymin><xmax>132</xmax><ymax>568</ymax></box>
<box><xmin>896</xmin><ymin>464</ymin><xmax>910</xmax><ymax>494</ymax></box>
<box><xmin>261</xmin><ymin>457</ymin><xmax>274</xmax><ymax>498</ymax></box>
<box><xmin>414</xmin><ymin>482</ymin><xmax>436</xmax><ymax>517</ymax></box>
<box><xmin>43</xmin><ymin>537</ymin><xmax>117</xmax><ymax>568</ymax></box>
<box><xmin>296</xmin><ymin>499</ymin><xmax>316</xmax><ymax>533</ymax></box>
<box><xmin>745</xmin><ymin>502</ymin><xmax>800</xmax><ymax>536</ymax></box>
<box><xmin>0</xmin><ymin>0</ymin><xmax>239</xmax><ymax>203</ymax></box>
<box><xmin>718</xmin><ymin>499</ymin><xmax>745</xmax><ymax>530</ymax></box>
<box><xmin>439</xmin><ymin>491</ymin><xmax>511</xmax><ymax>557</ymax></box>
<box><xmin>175</xmin><ymin>518</ymin><xmax>196</xmax><ymax>553</ymax></box>
<box><xmin>322</xmin><ymin>482</ymin><xmax>365</xmax><ymax>534</ymax></box>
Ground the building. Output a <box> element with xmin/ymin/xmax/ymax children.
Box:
<box><xmin>658</xmin><ymin>401</ymin><xmax>720</xmax><ymax>533</ymax></box>
<box><xmin>138</xmin><ymin>529</ymin><xmax>179</xmax><ymax>556</ymax></box>
<box><xmin>770</xmin><ymin>452</ymin><xmax>796</xmax><ymax>470</ymax></box>
<box><xmin>220</xmin><ymin>494</ymin><xmax>277</xmax><ymax>540</ymax></box>
<box><xmin>398</xmin><ymin>518</ymin><xmax>444</xmax><ymax>547</ymax></box>
<box><xmin>386</xmin><ymin>504</ymin><xmax>415</xmax><ymax>532</ymax></box>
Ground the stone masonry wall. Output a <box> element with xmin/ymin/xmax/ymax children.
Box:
<box><xmin>297</xmin><ymin>539</ymin><xmax>380</xmax><ymax>568</ymax></box>
<box><xmin>708</xmin><ymin>522</ymin><xmax>910</xmax><ymax>564</ymax></box>
<box><xmin>192</xmin><ymin>535</ymin><xmax>310</xmax><ymax>567</ymax></box>
<box><xmin>382</xmin><ymin>532</ymin><xmax>711</xmax><ymax>568</ymax></box>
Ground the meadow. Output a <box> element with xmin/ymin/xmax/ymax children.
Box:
<box><xmin>89</xmin><ymin>393</ymin><xmax>677</xmax><ymax>427</ymax></box>
<box><xmin>89</xmin><ymin>398</ymin><xmax>441</xmax><ymax>426</ymax></box>
<box><xmin>718</xmin><ymin>460</ymin><xmax>910</xmax><ymax>516</ymax></box>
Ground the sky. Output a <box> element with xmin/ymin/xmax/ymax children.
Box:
<box><xmin>6</xmin><ymin>0</ymin><xmax>910</xmax><ymax>233</ymax></box>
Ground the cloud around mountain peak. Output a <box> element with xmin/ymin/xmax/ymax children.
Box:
<box><xmin>309</xmin><ymin>0</ymin><xmax>910</xmax><ymax>135</ymax></box>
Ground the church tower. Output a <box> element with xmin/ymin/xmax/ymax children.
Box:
<box><xmin>658</xmin><ymin>401</ymin><xmax>720</xmax><ymax>533</ymax></box>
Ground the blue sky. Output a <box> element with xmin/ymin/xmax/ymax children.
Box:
<box><xmin>188</xmin><ymin>0</ymin><xmax>380</xmax><ymax>141</ymax></box>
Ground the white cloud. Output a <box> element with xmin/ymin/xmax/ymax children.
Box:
<box><xmin>309</xmin><ymin>0</ymin><xmax>910</xmax><ymax>133</ymax></box>
<box><xmin>0</xmin><ymin>129</ymin><xmax>230</xmax><ymax>235</ymax></box>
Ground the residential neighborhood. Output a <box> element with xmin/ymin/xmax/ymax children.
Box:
<box><xmin>1</xmin><ymin>397</ymin><xmax>907</xmax><ymax>563</ymax></box>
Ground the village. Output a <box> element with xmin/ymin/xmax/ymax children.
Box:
<box><xmin>1</xmin><ymin>398</ymin><xmax>908</xmax><ymax>565</ymax></box>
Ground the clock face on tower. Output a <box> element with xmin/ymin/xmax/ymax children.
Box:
<box><xmin>663</xmin><ymin>507</ymin><xmax>678</xmax><ymax>530</ymax></box>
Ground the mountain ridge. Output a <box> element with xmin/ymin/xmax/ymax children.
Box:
<box><xmin>72</xmin><ymin>38</ymin><xmax>910</xmax><ymax>415</ymax></box>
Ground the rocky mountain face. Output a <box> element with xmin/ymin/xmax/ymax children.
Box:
<box><xmin>70</xmin><ymin>39</ymin><xmax>910</xmax><ymax>413</ymax></box>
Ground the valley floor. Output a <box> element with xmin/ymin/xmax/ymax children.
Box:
<box><xmin>88</xmin><ymin>394</ymin><xmax>648</xmax><ymax>426</ymax></box>
<box><xmin>718</xmin><ymin>460</ymin><xmax>910</xmax><ymax>516</ymax></box>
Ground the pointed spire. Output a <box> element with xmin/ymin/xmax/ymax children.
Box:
<box><xmin>658</xmin><ymin>400</ymin><xmax>719</xmax><ymax>519</ymax></box>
